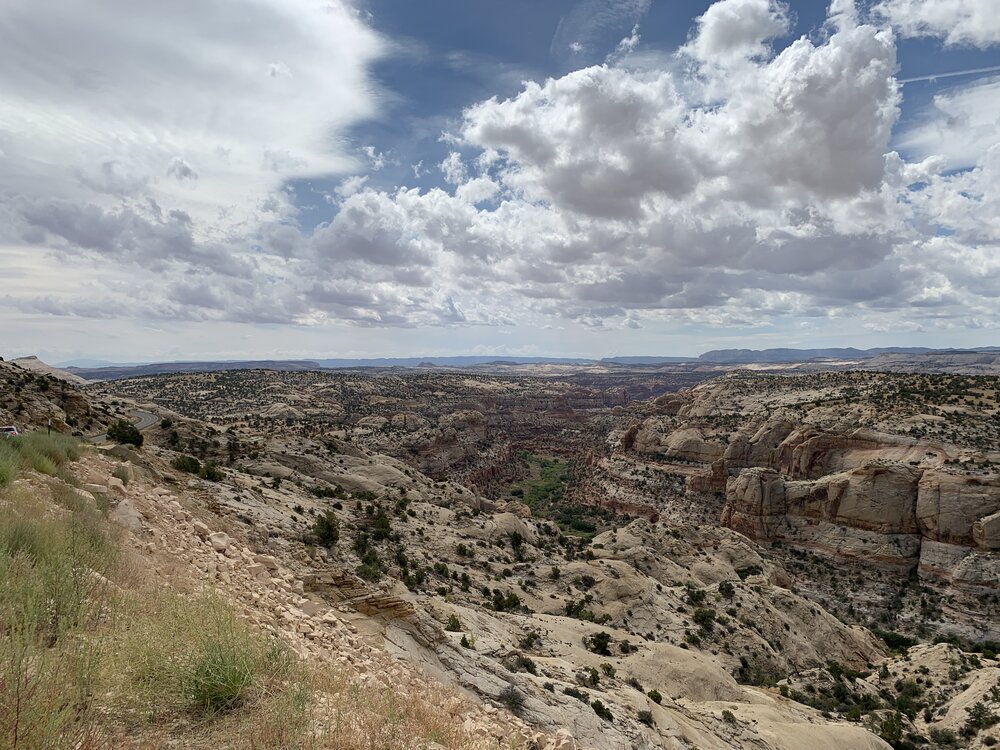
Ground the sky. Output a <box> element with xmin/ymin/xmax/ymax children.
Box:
<box><xmin>2</xmin><ymin>0</ymin><xmax>1000</xmax><ymax>363</ymax></box>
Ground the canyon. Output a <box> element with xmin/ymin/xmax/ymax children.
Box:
<box><xmin>2</xmin><ymin>358</ymin><xmax>999</xmax><ymax>749</ymax></box>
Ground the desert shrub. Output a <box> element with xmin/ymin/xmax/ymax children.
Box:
<box><xmin>499</xmin><ymin>685</ymin><xmax>524</xmax><ymax>713</ymax></box>
<box><xmin>876</xmin><ymin>630</ymin><xmax>918</xmax><ymax>652</ymax></box>
<box><xmin>585</xmin><ymin>631</ymin><xmax>612</xmax><ymax>656</ymax></box>
<box><xmin>686</xmin><ymin>585</ymin><xmax>707</xmax><ymax>605</ymax></box>
<box><xmin>647</xmin><ymin>689</ymin><xmax>662</xmax><ymax>704</ymax></box>
<box><xmin>0</xmin><ymin>491</ymin><xmax>116</xmax><ymax>641</ymax></box>
<box><xmin>591</xmin><ymin>700</ymin><xmax>613</xmax><ymax>721</ymax></box>
<box><xmin>929</xmin><ymin>727</ymin><xmax>959</xmax><ymax>746</ymax></box>
<box><xmin>25</xmin><ymin>432</ymin><xmax>81</xmax><ymax>464</ymax></box>
<box><xmin>638</xmin><ymin>709</ymin><xmax>654</xmax><ymax>726</ymax></box>
<box><xmin>312</xmin><ymin>512</ymin><xmax>340</xmax><ymax>548</ymax></box>
<box><xmin>503</xmin><ymin>653</ymin><xmax>537</xmax><ymax>675</ymax></box>
<box><xmin>878</xmin><ymin>711</ymin><xmax>904</xmax><ymax>744</ymax></box>
<box><xmin>107</xmin><ymin>419</ymin><xmax>143</xmax><ymax>447</ymax></box>
<box><xmin>199</xmin><ymin>461</ymin><xmax>223</xmax><ymax>482</ymax></box>
<box><xmin>172</xmin><ymin>455</ymin><xmax>202</xmax><ymax>474</ymax></box>
<box><xmin>187</xmin><ymin>638</ymin><xmax>257</xmax><ymax>713</ymax></box>
<box><xmin>112</xmin><ymin>465</ymin><xmax>130</xmax><ymax>486</ymax></box>
<box><xmin>23</xmin><ymin>448</ymin><xmax>57</xmax><ymax>475</ymax></box>
<box><xmin>565</xmin><ymin>595</ymin><xmax>598</xmax><ymax>621</ymax></box>
<box><xmin>718</xmin><ymin>581</ymin><xmax>735</xmax><ymax>599</ymax></box>
<box><xmin>693</xmin><ymin>607</ymin><xmax>716</xmax><ymax>631</ymax></box>
<box><xmin>520</xmin><ymin>630</ymin><xmax>541</xmax><ymax>650</ymax></box>
<box><xmin>894</xmin><ymin>679</ymin><xmax>924</xmax><ymax>718</ymax></box>
<box><xmin>445</xmin><ymin>614</ymin><xmax>462</xmax><ymax>632</ymax></box>
<box><xmin>563</xmin><ymin>686</ymin><xmax>589</xmax><ymax>702</ymax></box>
<box><xmin>357</xmin><ymin>554</ymin><xmax>384</xmax><ymax>582</ymax></box>
<box><xmin>372</xmin><ymin>507</ymin><xmax>392</xmax><ymax>541</ymax></box>
<box><xmin>737</xmin><ymin>655</ymin><xmax>784</xmax><ymax>687</ymax></box>
<box><xmin>963</xmin><ymin>701</ymin><xmax>1000</xmax><ymax>737</ymax></box>
<box><xmin>722</xmin><ymin>709</ymin><xmax>737</xmax><ymax>724</ymax></box>
<box><xmin>491</xmin><ymin>589</ymin><xmax>522</xmax><ymax>612</ymax></box>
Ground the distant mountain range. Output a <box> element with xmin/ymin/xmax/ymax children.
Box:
<box><xmin>315</xmin><ymin>356</ymin><xmax>596</xmax><ymax>368</ymax></box>
<box><xmin>37</xmin><ymin>346</ymin><xmax>1000</xmax><ymax>381</ymax></box>
<box><xmin>697</xmin><ymin>347</ymin><xmax>1000</xmax><ymax>363</ymax></box>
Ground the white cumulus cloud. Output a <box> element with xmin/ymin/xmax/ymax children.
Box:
<box><xmin>874</xmin><ymin>0</ymin><xmax>1000</xmax><ymax>48</ymax></box>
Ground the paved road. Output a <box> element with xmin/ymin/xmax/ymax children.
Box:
<box><xmin>90</xmin><ymin>409</ymin><xmax>159</xmax><ymax>444</ymax></box>
<box><xmin>132</xmin><ymin>410</ymin><xmax>159</xmax><ymax>431</ymax></box>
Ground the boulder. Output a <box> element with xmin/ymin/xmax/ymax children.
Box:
<box><xmin>110</xmin><ymin>499</ymin><xmax>143</xmax><ymax>533</ymax></box>
<box><xmin>254</xmin><ymin>554</ymin><xmax>280</xmax><ymax>570</ymax></box>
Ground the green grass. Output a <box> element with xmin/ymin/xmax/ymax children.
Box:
<box><xmin>511</xmin><ymin>452</ymin><xmax>615</xmax><ymax>536</ymax></box>
<box><xmin>0</xmin><ymin>432</ymin><xmax>83</xmax><ymax>486</ymax></box>
<box><xmin>0</xmin><ymin>441</ymin><xmax>21</xmax><ymax>485</ymax></box>
<box><xmin>0</xmin><ymin>487</ymin><xmax>118</xmax><ymax>749</ymax></box>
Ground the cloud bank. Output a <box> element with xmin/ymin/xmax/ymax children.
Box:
<box><xmin>3</xmin><ymin>0</ymin><xmax>1000</xmax><ymax>347</ymax></box>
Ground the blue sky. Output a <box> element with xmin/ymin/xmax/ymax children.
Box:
<box><xmin>1</xmin><ymin>0</ymin><xmax>1000</xmax><ymax>362</ymax></box>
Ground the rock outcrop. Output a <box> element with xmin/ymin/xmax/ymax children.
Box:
<box><xmin>917</xmin><ymin>470</ymin><xmax>1000</xmax><ymax>548</ymax></box>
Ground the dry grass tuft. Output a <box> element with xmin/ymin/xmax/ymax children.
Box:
<box><xmin>106</xmin><ymin>592</ymin><xmax>300</xmax><ymax>725</ymax></box>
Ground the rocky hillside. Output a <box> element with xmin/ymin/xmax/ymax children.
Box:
<box><xmin>0</xmin><ymin>357</ymin><xmax>115</xmax><ymax>435</ymax></box>
<box><xmin>6</xmin><ymin>362</ymin><xmax>1000</xmax><ymax>749</ymax></box>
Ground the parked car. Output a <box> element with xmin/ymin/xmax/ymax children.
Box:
<box><xmin>1</xmin><ymin>425</ymin><xmax>19</xmax><ymax>438</ymax></box>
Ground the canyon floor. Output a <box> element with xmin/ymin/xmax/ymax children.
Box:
<box><xmin>2</xmin><ymin>357</ymin><xmax>999</xmax><ymax>749</ymax></box>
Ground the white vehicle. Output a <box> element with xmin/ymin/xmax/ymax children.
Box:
<box><xmin>1</xmin><ymin>425</ymin><xmax>19</xmax><ymax>438</ymax></box>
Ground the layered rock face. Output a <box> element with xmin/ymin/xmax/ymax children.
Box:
<box><xmin>723</xmin><ymin>437</ymin><xmax>1000</xmax><ymax>586</ymax></box>
<box><xmin>723</xmin><ymin>463</ymin><xmax>925</xmax><ymax>570</ymax></box>
<box><xmin>616</xmin><ymin>372</ymin><xmax>1000</xmax><ymax>640</ymax></box>
<box><xmin>918</xmin><ymin>470</ymin><xmax>1000</xmax><ymax>549</ymax></box>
